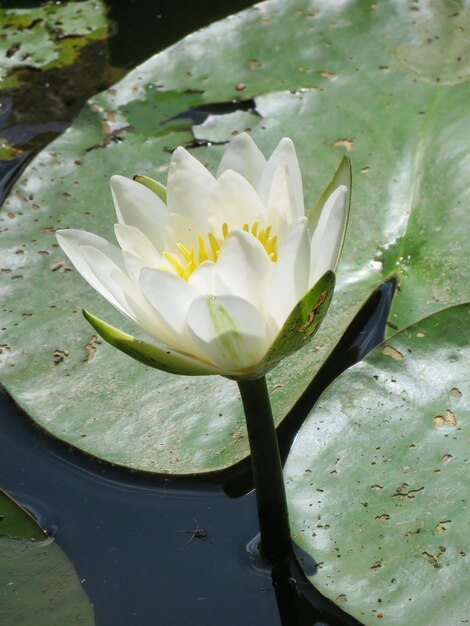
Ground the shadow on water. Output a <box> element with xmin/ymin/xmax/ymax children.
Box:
<box><xmin>0</xmin><ymin>385</ymin><xmax>361</xmax><ymax>626</ymax></box>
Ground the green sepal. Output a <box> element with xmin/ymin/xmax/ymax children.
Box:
<box><xmin>250</xmin><ymin>270</ymin><xmax>335</xmax><ymax>379</ymax></box>
<box><xmin>83</xmin><ymin>309</ymin><xmax>219</xmax><ymax>376</ymax></box>
<box><xmin>307</xmin><ymin>155</ymin><xmax>351</xmax><ymax>234</ymax></box>
<box><xmin>133</xmin><ymin>174</ymin><xmax>167</xmax><ymax>204</ymax></box>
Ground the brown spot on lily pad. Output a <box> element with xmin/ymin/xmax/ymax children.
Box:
<box><xmin>84</xmin><ymin>335</ymin><xmax>102</xmax><ymax>362</ymax></box>
<box><xmin>53</xmin><ymin>349</ymin><xmax>69</xmax><ymax>365</ymax></box>
<box><xmin>333</xmin><ymin>138</ymin><xmax>354</xmax><ymax>152</ymax></box>
<box><xmin>51</xmin><ymin>261</ymin><xmax>72</xmax><ymax>272</ymax></box>
<box><xmin>422</xmin><ymin>552</ymin><xmax>438</xmax><ymax>567</ymax></box>
<box><xmin>320</xmin><ymin>70</ymin><xmax>337</xmax><ymax>80</ymax></box>
<box><xmin>445</xmin><ymin>409</ymin><xmax>457</xmax><ymax>425</ymax></box>
<box><xmin>392</xmin><ymin>485</ymin><xmax>424</xmax><ymax>499</ymax></box>
<box><xmin>249</xmin><ymin>59</ymin><xmax>262</xmax><ymax>70</ymax></box>
<box><xmin>435</xmin><ymin>520</ymin><xmax>451</xmax><ymax>533</ymax></box>
<box><xmin>441</xmin><ymin>454</ymin><xmax>453</xmax><ymax>463</ymax></box>
<box><xmin>433</xmin><ymin>411</ymin><xmax>457</xmax><ymax>428</ymax></box>
<box><xmin>382</xmin><ymin>345</ymin><xmax>404</xmax><ymax>360</ymax></box>
<box><xmin>450</xmin><ymin>387</ymin><xmax>462</xmax><ymax>398</ymax></box>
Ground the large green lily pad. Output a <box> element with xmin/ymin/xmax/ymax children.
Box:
<box><xmin>0</xmin><ymin>489</ymin><xmax>94</xmax><ymax>625</ymax></box>
<box><xmin>1</xmin><ymin>0</ymin><xmax>470</xmax><ymax>474</ymax></box>
<box><xmin>285</xmin><ymin>304</ymin><xmax>470</xmax><ymax>625</ymax></box>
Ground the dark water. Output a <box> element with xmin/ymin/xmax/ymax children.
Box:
<box><xmin>0</xmin><ymin>3</ymin><xmax>395</xmax><ymax>625</ymax></box>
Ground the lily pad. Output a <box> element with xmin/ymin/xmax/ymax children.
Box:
<box><xmin>0</xmin><ymin>489</ymin><xmax>94</xmax><ymax>624</ymax></box>
<box><xmin>1</xmin><ymin>0</ymin><xmax>470</xmax><ymax>474</ymax></box>
<box><xmin>285</xmin><ymin>304</ymin><xmax>470</xmax><ymax>625</ymax></box>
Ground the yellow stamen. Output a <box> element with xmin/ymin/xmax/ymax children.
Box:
<box><xmin>176</xmin><ymin>243</ymin><xmax>193</xmax><ymax>263</ymax></box>
<box><xmin>208</xmin><ymin>233</ymin><xmax>219</xmax><ymax>260</ymax></box>
<box><xmin>198</xmin><ymin>235</ymin><xmax>209</xmax><ymax>263</ymax></box>
<box><xmin>160</xmin><ymin>219</ymin><xmax>279</xmax><ymax>281</ymax></box>
<box><xmin>267</xmin><ymin>236</ymin><xmax>278</xmax><ymax>262</ymax></box>
<box><xmin>259</xmin><ymin>226</ymin><xmax>272</xmax><ymax>246</ymax></box>
<box><xmin>163</xmin><ymin>252</ymin><xmax>187</xmax><ymax>280</ymax></box>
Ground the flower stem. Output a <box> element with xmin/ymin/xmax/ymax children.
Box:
<box><xmin>237</xmin><ymin>376</ymin><xmax>291</xmax><ymax>562</ymax></box>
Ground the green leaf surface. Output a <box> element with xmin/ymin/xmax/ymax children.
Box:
<box><xmin>1</xmin><ymin>0</ymin><xmax>470</xmax><ymax>474</ymax></box>
<box><xmin>0</xmin><ymin>490</ymin><xmax>94</xmax><ymax>624</ymax></box>
<box><xmin>285</xmin><ymin>304</ymin><xmax>470</xmax><ymax>625</ymax></box>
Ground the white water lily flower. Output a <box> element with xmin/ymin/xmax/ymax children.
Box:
<box><xmin>56</xmin><ymin>133</ymin><xmax>350</xmax><ymax>379</ymax></box>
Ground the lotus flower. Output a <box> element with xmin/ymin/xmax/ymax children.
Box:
<box><xmin>56</xmin><ymin>133</ymin><xmax>350</xmax><ymax>380</ymax></box>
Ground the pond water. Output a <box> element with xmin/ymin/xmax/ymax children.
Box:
<box><xmin>0</xmin><ymin>2</ymin><xmax>394</xmax><ymax>624</ymax></box>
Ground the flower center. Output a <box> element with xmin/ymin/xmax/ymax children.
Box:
<box><xmin>161</xmin><ymin>221</ymin><xmax>278</xmax><ymax>281</ymax></box>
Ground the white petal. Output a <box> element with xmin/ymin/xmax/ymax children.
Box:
<box><xmin>139</xmin><ymin>267</ymin><xmax>201</xmax><ymax>354</ymax></box>
<box><xmin>56</xmin><ymin>228</ymin><xmax>126</xmax><ymax>270</ymax></box>
<box><xmin>114</xmin><ymin>224</ymin><xmax>162</xmax><ymax>266</ymax></box>
<box><xmin>56</xmin><ymin>229</ymin><xmax>129</xmax><ymax>312</ymax></box>
<box><xmin>110</xmin><ymin>175</ymin><xmax>168</xmax><ymax>250</ymax></box>
<box><xmin>259</xmin><ymin>138</ymin><xmax>304</xmax><ymax>219</ymax></box>
<box><xmin>166</xmin><ymin>147</ymin><xmax>214</xmax><ymax>230</ymax></box>
<box><xmin>79</xmin><ymin>246</ymin><xmax>172</xmax><ymax>343</ymax></box>
<box><xmin>121</xmin><ymin>250</ymin><xmax>146</xmax><ymax>284</ymax></box>
<box><xmin>187</xmin><ymin>294</ymin><xmax>271</xmax><ymax>371</ymax></box>
<box><xmin>216</xmin><ymin>132</ymin><xmax>267</xmax><ymax>189</ymax></box>
<box><xmin>267</xmin><ymin>218</ymin><xmax>311</xmax><ymax>329</ymax></box>
<box><xmin>215</xmin><ymin>230</ymin><xmax>272</xmax><ymax>308</ymax></box>
<box><xmin>164</xmin><ymin>213</ymin><xmax>200</xmax><ymax>251</ymax></box>
<box><xmin>208</xmin><ymin>169</ymin><xmax>264</xmax><ymax>234</ymax></box>
<box><xmin>265</xmin><ymin>166</ymin><xmax>296</xmax><ymax>236</ymax></box>
<box><xmin>115</xmin><ymin>222</ymin><xmax>162</xmax><ymax>285</ymax></box>
<box><xmin>188</xmin><ymin>261</ymin><xmax>217</xmax><ymax>294</ymax></box>
<box><xmin>309</xmin><ymin>185</ymin><xmax>348</xmax><ymax>286</ymax></box>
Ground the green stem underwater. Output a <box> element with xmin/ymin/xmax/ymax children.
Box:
<box><xmin>237</xmin><ymin>376</ymin><xmax>291</xmax><ymax>562</ymax></box>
